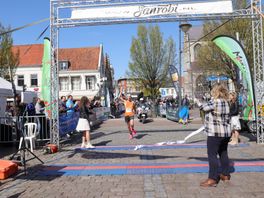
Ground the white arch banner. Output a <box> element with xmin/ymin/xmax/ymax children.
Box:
<box><xmin>71</xmin><ymin>0</ymin><xmax>233</xmax><ymax>19</ymax></box>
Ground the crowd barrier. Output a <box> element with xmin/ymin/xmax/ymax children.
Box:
<box><xmin>0</xmin><ymin>117</ymin><xmax>16</xmax><ymax>143</ymax></box>
<box><xmin>157</xmin><ymin>104</ymin><xmax>180</xmax><ymax>121</ymax></box>
<box><xmin>0</xmin><ymin>107</ymin><xmax>111</xmax><ymax>143</ymax></box>
<box><xmin>158</xmin><ymin>104</ymin><xmax>166</xmax><ymax>117</ymax></box>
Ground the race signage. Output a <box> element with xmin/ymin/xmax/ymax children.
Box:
<box><xmin>71</xmin><ymin>0</ymin><xmax>233</xmax><ymax>19</ymax></box>
<box><xmin>213</xmin><ymin>35</ymin><xmax>255</xmax><ymax>121</ymax></box>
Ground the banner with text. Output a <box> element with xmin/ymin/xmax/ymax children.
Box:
<box><xmin>213</xmin><ymin>35</ymin><xmax>255</xmax><ymax>121</ymax></box>
<box><xmin>169</xmin><ymin>65</ymin><xmax>180</xmax><ymax>97</ymax></box>
<box><xmin>71</xmin><ymin>0</ymin><xmax>233</xmax><ymax>19</ymax></box>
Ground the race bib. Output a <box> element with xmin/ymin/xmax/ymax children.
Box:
<box><xmin>126</xmin><ymin>108</ymin><xmax>132</xmax><ymax>112</ymax></box>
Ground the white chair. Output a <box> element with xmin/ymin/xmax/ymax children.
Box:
<box><xmin>18</xmin><ymin>123</ymin><xmax>38</xmax><ymax>152</ymax></box>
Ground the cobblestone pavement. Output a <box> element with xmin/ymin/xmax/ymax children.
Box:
<box><xmin>1</xmin><ymin>110</ymin><xmax>264</xmax><ymax>198</ymax></box>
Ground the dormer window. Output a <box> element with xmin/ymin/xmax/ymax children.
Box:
<box><xmin>59</xmin><ymin>61</ymin><xmax>69</xmax><ymax>71</ymax></box>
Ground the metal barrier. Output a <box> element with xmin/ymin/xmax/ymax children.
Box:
<box><xmin>165</xmin><ymin>105</ymin><xmax>180</xmax><ymax>122</ymax></box>
<box><xmin>0</xmin><ymin>117</ymin><xmax>17</xmax><ymax>143</ymax></box>
<box><xmin>0</xmin><ymin>107</ymin><xmax>111</xmax><ymax>143</ymax></box>
<box><xmin>0</xmin><ymin>115</ymin><xmax>50</xmax><ymax>143</ymax></box>
<box><xmin>24</xmin><ymin>115</ymin><xmax>50</xmax><ymax>141</ymax></box>
<box><xmin>157</xmin><ymin>104</ymin><xmax>167</xmax><ymax>117</ymax></box>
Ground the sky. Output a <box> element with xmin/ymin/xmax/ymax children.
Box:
<box><xmin>0</xmin><ymin>0</ymin><xmax>199</xmax><ymax>79</ymax></box>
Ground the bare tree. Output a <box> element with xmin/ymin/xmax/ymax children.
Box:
<box><xmin>128</xmin><ymin>25</ymin><xmax>176</xmax><ymax>99</ymax></box>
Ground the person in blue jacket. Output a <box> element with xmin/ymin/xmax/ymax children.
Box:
<box><xmin>179</xmin><ymin>95</ymin><xmax>190</xmax><ymax>124</ymax></box>
<box><xmin>66</xmin><ymin>95</ymin><xmax>78</xmax><ymax>114</ymax></box>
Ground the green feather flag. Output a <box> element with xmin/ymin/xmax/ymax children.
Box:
<box><xmin>213</xmin><ymin>35</ymin><xmax>255</xmax><ymax>121</ymax></box>
<box><xmin>41</xmin><ymin>37</ymin><xmax>51</xmax><ymax>117</ymax></box>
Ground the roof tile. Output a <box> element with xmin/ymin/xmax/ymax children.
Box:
<box><xmin>12</xmin><ymin>44</ymin><xmax>101</xmax><ymax>71</ymax></box>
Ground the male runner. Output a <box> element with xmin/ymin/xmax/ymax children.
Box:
<box><xmin>120</xmin><ymin>94</ymin><xmax>137</xmax><ymax>139</ymax></box>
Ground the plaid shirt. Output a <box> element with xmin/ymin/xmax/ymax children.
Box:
<box><xmin>201</xmin><ymin>99</ymin><xmax>231</xmax><ymax>137</ymax></box>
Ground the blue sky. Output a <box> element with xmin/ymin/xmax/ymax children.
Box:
<box><xmin>0</xmin><ymin>0</ymin><xmax>197</xmax><ymax>79</ymax></box>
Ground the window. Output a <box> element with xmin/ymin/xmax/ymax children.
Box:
<box><xmin>59</xmin><ymin>77</ymin><xmax>69</xmax><ymax>91</ymax></box>
<box><xmin>194</xmin><ymin>44</ymin><xmax>201</xmax><ymax>59</ymax></box>
<box><xmin>71</xmin><ymin>76</ymin><xmax>81</xmax><ymax>90</ymax></box>
<box><xmin>128</xmin><ymin>87</ymin><xmax>132</xmax><ymax>93</ymax></box>
<box><xmin>86</xmin><ymin>76</ymin><xmax>95</xmax><ymax>90</ymax></box>
<box><xmin>30</xmin><ymin>74</ymin><xmax>38</xmax><ymax>87</ymax></box>
<box><xmin>59</xmin><ymin>61</ymin><xmax>69</xmax><ymax>71</ymax></box>
<box><xmin>17</xmin><ymin>75</ymin><xmax>24</xmax><ymax>86</ymax></box>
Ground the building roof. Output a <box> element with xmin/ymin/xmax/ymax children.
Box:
<box><xmin>12</xmin><ymin>44</ymin><xmax>101</xmax><ymax>70</ymax></box>
<box><xmin>59</xmin><ymin>47</ymin><xmax>100</xmax><ymax>70</ymax></box>
<box><xmin>12</xmin><ymin>44</ymin><xmax>44</xmax><ymax>66</ymax></box>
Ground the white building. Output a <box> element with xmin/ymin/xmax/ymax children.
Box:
<box><xmin>12</xmin><ymin>44</ymin><xmax>114</xmax><ymax>103</ymax></box>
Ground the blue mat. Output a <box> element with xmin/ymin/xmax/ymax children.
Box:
<box><xmin>40</xmin><ymin>161</ymin><xmax>264</xmax><ymax>176</ymax></box>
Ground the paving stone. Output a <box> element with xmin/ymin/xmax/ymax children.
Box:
<box><xmin>1</xmin><ymin>114</ymin><xmax>264</xmax><ymax>198</ymax></box>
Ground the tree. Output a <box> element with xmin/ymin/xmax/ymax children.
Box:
<box><xmin>0</xmin><ymin>23</ymin><xmax>20</xmax><ymax>116</ymax></box>
<box><xmin>0</xmin><ymin>23</ymin><xmax>19</xmax><ymax>81</ymax></box>
<box><xmin>128</xmin><ymin>25</ymin><xmax>176</xmax><ymax>100</ymax></box>
<box><xmin>195</xmin><ymin>0</ymin><xmax>252</xmax><ymax>88</ymax></box>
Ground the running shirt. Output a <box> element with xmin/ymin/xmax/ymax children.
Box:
<box><xmin>124</xmin><ymin>100</ymin><xmax>135</xmax><ymax>117</ymax></box>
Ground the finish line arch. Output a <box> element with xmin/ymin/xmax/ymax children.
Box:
<box><xmin>50</xmin><ymin>0</ymin><xmax>264</xmax><ymax>147</ymax></box>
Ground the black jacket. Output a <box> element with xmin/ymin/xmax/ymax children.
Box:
<box><xmin>229</xmin><ymin>101</ymin><xmax>239</xmax><ymax>116</ymax></box>
<box><xmin>79</xmin><ymin>106</ymin><xmax>93</xmax><ymax>120</ymax></box>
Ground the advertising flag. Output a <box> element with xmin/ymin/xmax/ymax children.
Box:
<box><xmin>41</xmin><ymin>37</ymin><xmax>51</xmax><ymax>117</ymax></box>
<box><xmin>213</xmin><ymin>35</ymin><xmax>255</xmax><ymax>120</ymax></box>
<box><xmin>169</xmin><ymin>65</ymin><xmax>180</xmax><ymax>96</ymax></box>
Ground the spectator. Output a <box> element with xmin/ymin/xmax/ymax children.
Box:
<box><xmin>229</xmin><ymin>91</ymin><xmax>241</xmax><ymax>145</ymax></box>
<box><xmin>76</xmin><ymin>96</ymin><xmax>94</xmax><ymax>148</ymax></box>
<box><xmin>26</xmin><ymin>97</ymin><xmax>37</xmax><ymax>116</ymax></box>
<box><xmin>182</xmin><ymin>95</ymin><xmax>190</xmax><ymax>107</ymax></box>
<box><xmin>35</xmin><ymin>98</ymin><xmax>45</xmax><ymax>114</ymax></box>
<box><xmin>198</xmin><ymin>84</ymin><xmax>231</xmax><ymax>187</ymax></box>
<box><xmin>179</xmin><ymin>95</ymin><xmax>190</xmax><ymax>124</ymax></box>
<box><xmin>59</xmin><ymin>96</ymin><xmax>67</xmax><ymax>113</ymax></box>
<box><xmin>66</xmin><ymin>95</ymin><xmax>77</xmax><ymax>114</ymax></box>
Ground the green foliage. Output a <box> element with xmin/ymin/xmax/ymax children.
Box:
<box><xmin>128</xmin><ymin>25</ymin><xmax>176</xmax><ymax>99</ymax></box>
<box><xmin>0</xmin><ymin>23</ymin><xmax>19</xmax><ymax>81</ymax></box>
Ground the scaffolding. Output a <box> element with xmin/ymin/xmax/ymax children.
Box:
<box><xmin>50</xmin><ymin>0</ymin><xmax>264</xmax><ymax>147</ymax></box>
<box><xmin>251</xmin><ymin>0</ymin><xmax>264</xmax><ymax>143</ymax></box>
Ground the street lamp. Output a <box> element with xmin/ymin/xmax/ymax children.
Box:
<box><xmin>179</xmin><ymin>21</ymin><xmax>192</xmax><ymax>106</ymax></box>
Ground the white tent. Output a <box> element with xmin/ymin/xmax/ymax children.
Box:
<box><xmin>0</xmin><ymin>77</ymin><xmax>22</xmax><ymax>97</ymax></box>
<box><xmin>0</xmin><ymin>77</ymin><xmax>23</xmax><ymax>118</ymax></box>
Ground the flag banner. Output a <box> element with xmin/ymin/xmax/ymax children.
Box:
<box><xmin>41</xmin><ymin>38</ymin><xmax>51</xmax><ymax>117</ymax></box>
<box><xmin>59</xmin><ymin>112</ymin><xmax>80</xmax><ymax>136</ymax></box>
<box><xmin>71</xmin><ymin>0</ymin><xmax>233</xmax><ymax>20</ymax></box>
<box><xmin>169</xmin><ymin>65</ymin><xmax>180</xmax><ymax>95</ymax></box>
<box><xmin>213</xmin><ymin>35</ymin><xmax>255</xmax><ymax>120</ymax></box>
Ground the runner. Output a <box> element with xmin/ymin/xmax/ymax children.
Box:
<box><xmin>119</xmin><ymin>94</ymin><xmax>137</xmax><ymax>139</ymax></box>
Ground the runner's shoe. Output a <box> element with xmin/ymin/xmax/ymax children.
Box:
<box><xmin>129</xmin><ymin>134</ymin><xmax>133</xmax><ymax>140</ymax></box>
<box><xmin>85</xmin><ymin>142</ymin><xmax>95</xmax><ymax>148</ymax></box>
<box><xmin>132</xmin><ymin>129</ymin><xmax>137</xmax><ymax>136</ymax></box>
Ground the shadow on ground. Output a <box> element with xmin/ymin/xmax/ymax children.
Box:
<box><xmin>79</xmin><ymin>150</ymin><xmax>179</xmax><ymax>160</ymax></box>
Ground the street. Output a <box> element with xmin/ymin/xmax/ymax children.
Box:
<box><xmin>1</xmin><ymin>114</ymin><xmax>264</xmax><ymax>198</ymax></box>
